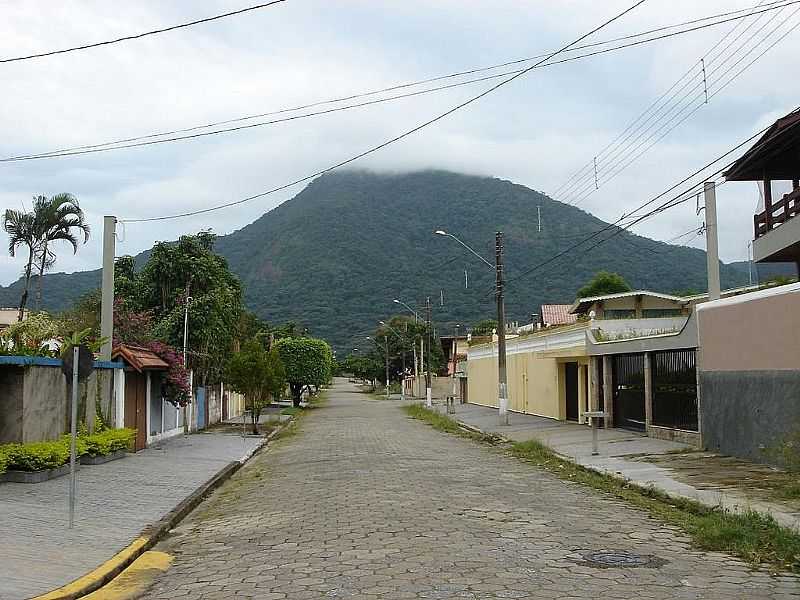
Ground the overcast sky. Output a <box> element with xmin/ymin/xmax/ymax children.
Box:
<box><xmin>1</xmin><ymin>0</ymin><xmax>799</xmax><ymax>285</ymax></box>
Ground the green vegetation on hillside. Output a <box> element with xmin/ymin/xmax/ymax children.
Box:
<box><xmin>0</xmin><ymin>171</ymin><xmax>751</xmax><ymax>350</ymax></box>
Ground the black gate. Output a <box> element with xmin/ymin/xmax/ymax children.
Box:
<box><xmin>565</xmin><ymin>362</ymin><xmax>579</xmax><ymax>421</ymax></box>
<box><xmin>612</xmin><ymin>354</ymin><xmax>645</xmax><ymax>430</ymax></box>
<box><xmin>652</xmin><ymin>349</ymin><xmax>698</xmax><ymax>431</ymax></box>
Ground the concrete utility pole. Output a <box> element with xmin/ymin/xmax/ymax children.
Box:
<box><xmin>384</xmin><ymin>335</ymin><xmax>390</xmax><ymax>399</ymax></box>
<box><xmin>419</xmin><ymin>336</ymin><xmax>424</xmax><ymax>399</ymax></box>
<box><xmin>380</xmin><ymin>321</ymin><xmax>406</xmax><ymax>401</ymax></box>
<box><xmin>704</xmin><ymin>181</ymin><xmax>721</xmax><ymax>301</ymax></box>
<box><xmin>495</xmin><ymin>232</ymin><xmax>509</xmax><ymax>425</ymax></box>
<box><xmin>451</xmin><ymin>324</ymin><xmax>460</xmax><ymax>401</ymax></box>
<box><xmin>425</xmin><ymin>296</ymin><xmax>432</xmax><ymax>408</ymax></box>
<box><xmin>434</xmin><ymin>229</ymin><xmax>510</xmax><ymax>425</ymax></box>
<box><xmin>99</xmin><ymin>216</ymin><xmax>116</xmax><ymax>361</ymax></box>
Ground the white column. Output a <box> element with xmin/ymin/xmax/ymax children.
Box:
<box><xmin>114</xmin><ymin>368</ymin><xmax>125</xmax><ymax>428</ymax></box>
<box><xmin>704</xmin><ymin>181</ymin><xmax>721</xmax><ymax>301</ymax></box>
<box><xmin>145</xmin><ymin>372</ymin><xmax>152</xmax><ymax>444</ymax></box>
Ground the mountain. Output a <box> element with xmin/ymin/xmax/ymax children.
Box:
<box><xmin>0</xmin><ymin>170</ymin><xmax>749</xmax><ymax>351</ymax></box>
<box><xmin>726</xmin><ymin>260</ymin><xmax>797</xmax><ymax>282</ymax></box>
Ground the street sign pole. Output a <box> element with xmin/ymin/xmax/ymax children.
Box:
<box><xmin>69</xmin><ymin>346</ymin><xmax>79</xmax><ymax>529</ymax></box>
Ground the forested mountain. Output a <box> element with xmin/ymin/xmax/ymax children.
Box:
<box><xmin>0</xmin><ymin>170</ymin><xmax>749</xmax><ymax>350</ymax></box>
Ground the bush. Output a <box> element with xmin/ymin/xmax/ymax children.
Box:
<box><xmin>0</xmin><ymin>448</ymin><xmax>8</xmax><ymax>474</ymax></box>
<box><xmin>82</xmin><ymin>428</ymin><xmax>136</xmax><ymax>457</ymax></box>
<box><xmin>2</xmin><ymin>440</ymin><xmax>71</xmax><ymax>472</ymax></box>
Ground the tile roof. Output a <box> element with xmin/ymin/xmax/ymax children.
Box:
<box><xmin>112</xmin><ymin>344</ymin><xmax>169</xmax><ymax>372</ymax></box>
<box><xmin>541</xmin><ymin>304</ymin><xmax>578</xmax><ymax>326</ymax></box>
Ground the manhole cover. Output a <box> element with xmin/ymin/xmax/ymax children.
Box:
<box><xmin>581</xmin><ymin>550</ymin><xmax>664</xmax><ymax>568</ymax></box>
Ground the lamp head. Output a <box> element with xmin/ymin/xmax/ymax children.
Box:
<box><xmin>379</xmin><ymin>320</ymin><xmax>385</xmax><ymax>325</ymax></box>
<box><xmin>434</xmin><ymin>230</ymin><xmax>447</xmax><ymax>236</ymax></box>
<box><xmin>393</xmin><ymin>299</ymin><xmax>400</xmax><ymax>304</ymax></box>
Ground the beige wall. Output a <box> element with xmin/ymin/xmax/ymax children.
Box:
<box><xmin>467</xmin><ymin>348</ymin><xmax>591</xmax><ymax>421</ymax></box>
<box><xmin>591</xmin><ymin>296</ymin><xmax>685</xmax><ymax>318</ymax></box>
<box><xmin>698</xmin><ymin>286</ymin><xmax>800</xmax><ymax>372</ymax></box>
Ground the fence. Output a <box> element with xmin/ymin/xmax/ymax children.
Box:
<box><xmin>652</xmin><ymin>349</ymin><xmax>698</xmax><ymax>431</ymax></box>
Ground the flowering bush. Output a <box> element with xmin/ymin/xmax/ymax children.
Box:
<box><xmin>145</xmin><ymin>340</ymin><xmax>191</xmax><ymax>406</ymax></box>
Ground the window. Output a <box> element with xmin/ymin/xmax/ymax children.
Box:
<box><xmin>642</xmin><ymin>309</ymin><xmax>683</xmax><ymax>318</ymax></box>
<box><xmin>604</xmin><ymin>309</ymin><xmax>635</xmax><ymax>319</ymax></box>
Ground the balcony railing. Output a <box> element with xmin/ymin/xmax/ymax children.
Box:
<box><xmin>754</xmin><ymin>187</ymin><xmax>800</xmax><ymax>238</ymax></box>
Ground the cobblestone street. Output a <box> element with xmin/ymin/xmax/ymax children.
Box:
<box><xmin>141</xmin><ymin>380</ymin><xmax>799</xmax><ymax>599</ymax></box>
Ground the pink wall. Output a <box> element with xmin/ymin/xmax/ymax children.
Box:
<box><xmin>697</xmin><ymin>285</ymin><xmax>800</xmax><ymax>372</ymax></box>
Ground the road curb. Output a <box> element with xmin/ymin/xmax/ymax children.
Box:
<box><xmin>30</xmin><ymin>419</ymin><xmax>293</xmax><ymax>600</ymax></box>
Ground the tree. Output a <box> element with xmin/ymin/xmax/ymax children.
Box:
<box><xmin>31</xmin><ymin>194</ymin><xmax>89</xmax><ymax>310</ymax></box>
<box><xmin>275</xmin><ymin>337</ymin><xmax>333</xmax><ymax>406</ymax></box>
<box><xmin>225</xmin><ymin>341</ymin><xmax>286</xmax><ymax>433</ymax></box>
<box><xmin>471</xmin><ymin>319</ymin><xmax>497</xmax><ymax>337</ymax></box>
<box><xmin>117</xmin><ymin>232</ymin><xmax>244</xmax><ymax>386</ymax></box>
<box><xmin>577</xmin><ymin>270</ymin><xmax>632</xmax><ymax>299</ymax></box>
<box><xmin>3</xmin><ymin>209</ymin><xmax>38</xmax><ymax>321</ymax></box>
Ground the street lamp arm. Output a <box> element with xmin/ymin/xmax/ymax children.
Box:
<box><xmin>393</xmin><ymin>298</ymin><xmax>422</xmax><ymax>321</ymax></box>
<box><xmin>436</xmin><ymin>231</ymin><xmax>493</xmax><ymax>269</ymax></box>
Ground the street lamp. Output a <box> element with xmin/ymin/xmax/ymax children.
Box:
<box><xmin>393</xmin><ymin>298</ymin><xmax>421</xmax><ymax>323</ymax></box>
<box><xmin>435</xmin><ymin>229</ymin><xmax>509</xmax><ymax>425</ymax></box>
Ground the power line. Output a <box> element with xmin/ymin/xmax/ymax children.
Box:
<box><xmin>0</xmin><ymin>1</ymin><xmax>289</xmax><ymax>64</ymax></box>
<box><xmin>506</xmin><ymin>109</ymin><xmax>800</xmax><ymax>286</ymax></box>
<box><xmin>119</xmin><ymin>1</ymin><xmax>650</xmax><ymax>223</ymax></box>
<box><xmin>5</xmin><ymin>1</ymin><xmax>797</xmax><ymax>163</ymax></box>
<box><xmin>552</xmin><ymin>1</ymin><xmax>798</xmax><ymax>207</ymax></box>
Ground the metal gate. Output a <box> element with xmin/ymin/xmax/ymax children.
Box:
<box><xmin>652</xmin><ymin>349</ymin><xmax>698</xmax><ymax>431</ymax></box>
<box><xmin>612</xmin><ymin>354</ymin><xmax>646</xmax><ymax>430</ymax></box>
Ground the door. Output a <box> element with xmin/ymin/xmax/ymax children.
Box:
<box><xmin>612</xmin><ymin>354</ymin><xmax>646</xmax><ymax>431</ymax></box>
<box><xmin>222</xmin><ymin>393</ymin><xmax>229</xmax><ymax>421</ymax></box>
<box><xmin>565</xmin><ymin>362</ymin><xmax>579</xmax><ymax>421</ymax></box>
<box><xmin>195</xmin><ymin>387</ymin><xmax>206</xmax><ymax>430</ymax></box>
<box><xmin>124</xmin><ymin>371</ymin><xmax>147</xmax><ymax>451</ymax></box>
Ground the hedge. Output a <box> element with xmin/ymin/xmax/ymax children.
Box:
<box><xmin>82</xmin><ymin>428</ymin><xmax>136</xmax><ymax>457</ymax></box>
<box><xmin>0</xmin><ymin>428</ymin><xmax>136</xmax><ymax>473</ymax></box>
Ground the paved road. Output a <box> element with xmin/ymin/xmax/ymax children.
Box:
<box><xmin>0</xmin><ymin>432</ymin><xmax>262</xmax><ymax>600</ymax></box>
<box><xmin>141</xmin><ymin>380</ymin><xmax>799</xmax><ymax>599</ymax></box>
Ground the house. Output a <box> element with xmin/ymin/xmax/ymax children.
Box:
<box><xmin>725</xmin><ymin>108</ymin><xmax>800</xmax><ymax>273</ymax></box>
<box><xmin>466</xmin><ymin>290</ymin><xmax>707</xmax><ymax>444</ymax></box>
<box><xmin>467</xmin><ymin>321</ymin><xmax>591</xmax><ymax>422</ymax></box>
<box><xmin>690</xmin><ymin>110</ymin><xmax>800</xmax><ymax>465</ymax></box>
<box><xmin>573</xmin><ymin>291</ymin><xmax>699</xmax><ymax>444</ymax></box>
<box><xmin>0</xmin><ymin>308</ymin><xmax>28</xmax><ymax>330</ymax></box>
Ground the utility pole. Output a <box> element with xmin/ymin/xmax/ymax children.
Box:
<box><xmin>99</xmin><ymin>216</ymin><xmax>116</xmax><ymax>361</ymax></box>
<box><xmin>384</xmin><ymin>335</ymin><xmax>390</xmax><ymax>399</ymax></box>
<box><xmin>704</xmin><ymin>181</ymin><xmax>721</xmax><ymax>301</ymax></box>
<box><xmin>537</xmin><ymin>205</ymin><xmax>542</xmax><ymax>232</ymax></box>
<box><xmin>425</xmin><ymin>296</ymin><xmax>432</xmax><ymax>408</ymax></box>
<box><xmin>747</xmin><ymin>241</ymin><xmax>753</xmax><ymax>286</ymax></box>
<box><xmin>495</xmin><ymin>231</ymin><xmax>509</xmax><ymax>425</ymax></box>
<box><xmin>451</xmin><ymin>324</ymin><xmax>460</xmax><ymax>401</ymax></box>
<box><xmin>419</xmin><ymin>336</ymin><xmax>424</xmax><ymax>399</ymax></box>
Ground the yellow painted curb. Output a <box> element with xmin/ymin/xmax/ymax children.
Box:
<box><xmin>80</xmin><ymin>551</ymin><xmax>173</xmax><ymax>600</ymax></box>
<box><xmin>31</xmin><ymin>537</ymin><xmax>150</xmax><ymax>600</ymax></box>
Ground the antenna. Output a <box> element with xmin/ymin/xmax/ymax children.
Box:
<box><xmin>440</xmin><ymin>289</ymin><xmax>444</xmax><ymax>306</ymax></box>
<box><xmin>593</xmin><ymin>156</ymin><xmax>599</xmax><ymax>190</ymax></box>
<box><xmin>537</xmin><ymin>205</ymin><xmax>542</xmax><ymax>232</ymax></box>
<box><xmin>464</xmin><ymin>268</ymin><xmax>468</xmax><ymax>289</ymax></box>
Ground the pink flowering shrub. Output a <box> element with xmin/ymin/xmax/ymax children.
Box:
<box><xmin>145</xmin><ymin>341</ymin><xmax>191</xmax><ymax>407</ymax></box>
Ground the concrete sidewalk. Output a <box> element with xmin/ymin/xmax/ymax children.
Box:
<box><xmin>436</xmin><ymin>401</ymin><xmax>800</xmax><ymax>532</ymax></box>
<box><xmin>0</xmin><ymin>431</ymin><xmax>264</xmax><ymax>600</ymax></box>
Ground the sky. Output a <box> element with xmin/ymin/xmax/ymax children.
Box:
<box><xmin>1</xmin><ymin>0</ymin><xmax>799</xmax><ymax>286</ymax></box>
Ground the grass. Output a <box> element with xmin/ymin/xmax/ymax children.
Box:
<box><xmin>403</xmin><ymin>403</ymin><xmax>800</xmax><ymax>574</ymax></box>
<box><xmin>280</xmin><ymin>406</ymin><xmax>303</xmax><ymax>416</ymax></box>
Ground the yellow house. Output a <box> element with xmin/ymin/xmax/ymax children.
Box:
<box><xmin>466</xmin><ymin>323</ymin><xmax>595</xmax><ymax>423</ymax></box>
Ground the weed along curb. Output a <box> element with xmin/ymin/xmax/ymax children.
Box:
<box><xmin>30</xmin><ymin>417</ymin><xmax>296</xmax><ymax>600</ymax></box>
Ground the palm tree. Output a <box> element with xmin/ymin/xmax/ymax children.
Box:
<box><xmin>31</xmin><ymin>194</ymin><xmax>90</xmax><ymax>310</ymax></box>
<box><xmin>2</xmin><ymin>209</ymin><xmax>38</xmax><ymax>321</ymax></box>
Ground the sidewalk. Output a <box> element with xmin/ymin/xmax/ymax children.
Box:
<box><xmin>435</xmin><ymin>400</ymin><xmax>800</xmax><ymax>532</ymax></box>
<box><xmin>0</xmin><ymin>431</ymin><xmax>264</xmax><ymax>600</ymax></box>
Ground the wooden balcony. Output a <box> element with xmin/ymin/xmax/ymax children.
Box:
<box><xmin>754</xmin><ymin>186</ymin><xmax>800</xmax><ymax>239</ymax></box>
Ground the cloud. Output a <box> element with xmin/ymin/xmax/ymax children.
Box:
<box><xmin>1</xmin><ymin>0</ymin><xmax>799</xmax><ymax>285</ymax></box>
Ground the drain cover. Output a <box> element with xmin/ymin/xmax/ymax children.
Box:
<box><xmin>581</xmin><ymin>550</ymin><xmax>662</xmax><ymax>568</ymax></box>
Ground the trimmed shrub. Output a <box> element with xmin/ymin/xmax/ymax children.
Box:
<box><xmin>0</xmin><ymin>448</ymin><xmax>8</xmax><ymax>474</ymax></box>
<box><xmin>3</xmin><ymin>440</ymin><xmax>70</xmax><ymax>472</ymax></box>
<box><xmin>82</xmin><ymin>428</ymin><xmax>136</xmax><ymax>457</ymax></box>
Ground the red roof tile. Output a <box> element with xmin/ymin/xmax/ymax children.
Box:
<box><xmin>112</xmin><ymin>344</ymin><xmax>169</xmax><ymax>372</ymax></box>
<box><xmin>541</xmin><ymin>304</ymin><xmax>578</xmax><ymax>327</ymax></box>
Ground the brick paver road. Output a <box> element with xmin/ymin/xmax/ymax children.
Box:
<box><xmin>141</xmin><ymin>380</ymin><xmax>799</xmax><ymax>599</ymax></box>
